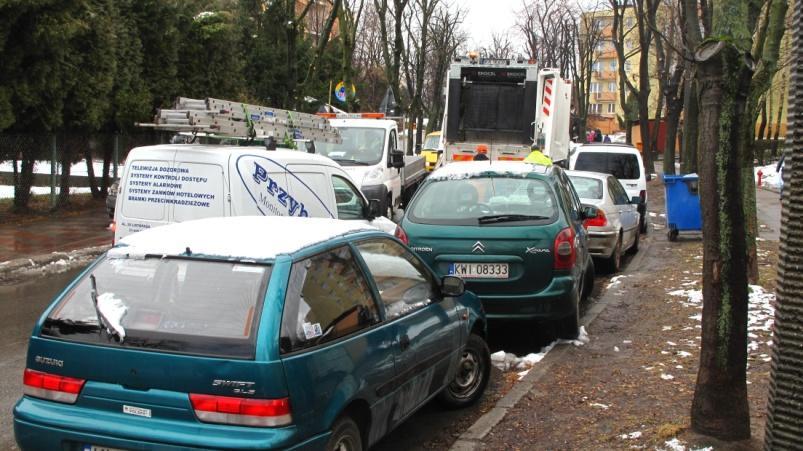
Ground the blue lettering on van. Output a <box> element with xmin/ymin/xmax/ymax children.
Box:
<box><xmin>251</xmin><ymin>162</ymin><xmax>309</xmax><ymax>217</ymax></box>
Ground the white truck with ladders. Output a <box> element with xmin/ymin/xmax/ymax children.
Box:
<box><xmin>112</xmin><ymin>97</ymin><xmax>398</xmax><ymax>241</ymax></box>
<box><xmin>438</xmin><ymin>55</ymin><xmax>572</xmax><ymax>164</ymax></box>
<box><xmin>315</xmin><ymin>112</ymin><xmax>427</xmax><ymax>218</ymax></box>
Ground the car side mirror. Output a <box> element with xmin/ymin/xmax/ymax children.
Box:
<box><xmin>437</xmin><ymin>149</ymin><xmax>444</xmax><ymax>155</ymax></box>
<box><xmin>630</xmin><ymin>196</ymin><xmax>643</xmax><ymax>205</ymax></box>
<box><xmin>390</xmin><ymin>149</ymin><xmax>405</xmax><ymax>169</ymax></box>
<box><xmin>366</xmin><ymin>199</ymin><xmax>382</xmax><ymax>219</ymax></box>
<box><xmin>441</xmin><ymin>275</ymin><xmax>465</xmax><ymax>297</ymax></box>
<box><xmin>580</xmin><ymin>204</ymin><xmax>599</xmax><ymax>220</ymax></box>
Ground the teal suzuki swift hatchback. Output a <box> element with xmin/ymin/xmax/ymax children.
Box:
<box><xmin>397</xmin><ymin>161</ymin><xmax>596</xmax><ymax>339</ymax></box>
<box><xmin>14</xmin><ymin>216</ymin><xmax>489</xmax><ymax>450</ymax></box>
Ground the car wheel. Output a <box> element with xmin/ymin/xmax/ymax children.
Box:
<box><xmin>556</xmin><ymin>308</ymin><xmax>580</xmax><ymax>340</ymax></box>
<box><xmin>605</xmin><ymin>236</ymin><xmax>622</xmax><ymax>273</ymax></box>
<box><xmin>581</xmin><ymin>259</ymin><xmax>594</xmax><ymax>301</ymax></box>
<box><xmin>326</xmin><ymin>416</ymin><xmax>363</xmax><ymax>451</ymax></box>
<box><xmin>438</xmin><ymin>334</ymin><xmax>490</xmax><ymax>409</ymax></box>
<box><xmin>627</xmin><ymin>229</ymin><xmax>640</xmax><ymax>254</ymax></box>
<box><xmin>640</xmin><ymin>209</ymin><xmax>649</xmax><ymax>234</ymax></box>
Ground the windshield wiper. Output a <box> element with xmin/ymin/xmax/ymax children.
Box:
<box><xmin>477</xmin><ymin>214</ymin><xmax>550</xmax><ymax>224</ymax></box>
<box><xmin>90</xmin><ymin>275</ymin><xmax>123</xmax><ymax>343</ymax></box>
<box><xmin>330</xmin><ymin>158</ymin><xmax>371</xmax><ymax>166</ymax></box>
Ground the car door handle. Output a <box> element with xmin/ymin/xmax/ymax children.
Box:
<box><xmin>399</xmin><ymin>334</ymin><xmax>411</xmax><ymax>352</ymax></box>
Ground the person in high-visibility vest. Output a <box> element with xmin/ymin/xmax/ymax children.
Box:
<box><xmin>524</xmin><ymin>147</ymin><xmax>552</xmax><ymax>166</ymax></box>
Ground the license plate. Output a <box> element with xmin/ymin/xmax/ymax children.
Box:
<box><xmin>449</xmin><ymin>263</ymin><xmax>509</xmax><ymax>279</ymax></box>
<box><xmin>83</xmin><ymin>446</ymin><xmax>126</xmax><ymax>451</ymax></box>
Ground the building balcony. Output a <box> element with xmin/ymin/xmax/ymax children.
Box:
<box><xmin>592</xmin><ymin>70</ymin><xmax>617</xmax><ymax>80</ymax></box>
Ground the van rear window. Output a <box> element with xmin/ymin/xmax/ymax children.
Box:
<box><xmin>574</xmin><ymin>153</ymin><xmax>641</xmax><ymax>180</ymax></box>
<box><xmin>41</xmin><ymin>257</ymin><xmax>269</xmax><ymax>359</ymax></box>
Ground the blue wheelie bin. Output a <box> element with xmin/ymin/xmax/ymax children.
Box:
<box><xmin>663</xmin><ymin>174</ymin><xmax>701</xmax><ymax>241</ymax></box>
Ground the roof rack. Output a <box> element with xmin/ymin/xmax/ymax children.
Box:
<box><xmin>136</xmin><ymin>97</ymin><xmax>342</xmax><ymax>144</ymax></box>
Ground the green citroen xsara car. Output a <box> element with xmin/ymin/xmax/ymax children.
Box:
<box><xmin>396</xmin><ymin>161</ymin><xmax>597</xmax><ymax>338</ymax></box>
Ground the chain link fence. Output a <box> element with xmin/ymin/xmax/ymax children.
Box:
<box><xmin>0</xmin><ymin>131</ymin><xmax>165</xmax><ymax>212</ymax></box>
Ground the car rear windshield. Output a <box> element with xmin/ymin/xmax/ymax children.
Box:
<box><xmin>41</xmin><ymin>257</ymin><xmax>270</xmax><ymax>359</ymax></box>
<box><xmin>409</xmin><ymin>176</ymin><xmax>557</xmax><ymax>226</ymax></box>
<box><xmin>574</xmin><ymin>152</ymin><xmax>641</xmax><ymax>180</ymax></box>
<box><xmin>568</xmin><ymin>176</ymin><xmax>603</xmax><ymax>200</ymax></box>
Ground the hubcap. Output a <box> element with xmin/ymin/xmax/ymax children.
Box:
<box><xmin>449</xmin><ymin>350</ymin><xmax>482</xmax><ymax>399</ymax></box>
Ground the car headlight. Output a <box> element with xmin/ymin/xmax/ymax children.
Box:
<box><xmin>363</xmin><ymin>167</ymin><xmax>384</xmax><ymax>184</ymax></box>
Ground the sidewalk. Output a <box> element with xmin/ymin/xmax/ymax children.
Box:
<box><xmin>0</xmin><ymin>204</ymin><xmax>111</xmax><ymax>263</ymax></box>
<box><xmin>452</xmin><ymin>182</ymin><xmax>777</xmax><ymax>450</ymax></box>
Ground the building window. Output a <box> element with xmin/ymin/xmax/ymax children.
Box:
<box><xmin>608</xmin><ymin>82</ymin><xmax>616</xmax><ymax>92</ymax></box>
<box><xmin>609</xmin><ymin>60</ymin><xmax>616</xmax><ymax>71</ymax></box>
<box><xmin>589</xmin><ymin>104</ymin><xmax>602</xmax><ymax>114</ymax></box>
<box><xmin>592</xmin><ymin>61</ymin><xmax>601</xmax><ymax>72</ymax></box>
<box><xmin>607</xmin><ymin>103</ymin><xmax>616</xmax><ymax>114</ymax></box>
<box><xmin>590</xmin><ymin>82</ymin><xmax>600</xmax><ymax>93</ymax></box>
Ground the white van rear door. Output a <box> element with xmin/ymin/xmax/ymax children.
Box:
<box><xmin>171</xmin><ymin>161</ymin><xmax>227</xmax><ymax>222</ymax></box>
<box><xmin>116</xmin><ymin>159</ymin><xmax>171</xmax><ymax>240</ymax></box>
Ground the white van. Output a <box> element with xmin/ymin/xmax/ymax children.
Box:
<box><xmin>569</xmin><ymin>143</ymin><xmax>649</xmax><ymax>233</ymax></box>
<box><xmin>113</xmin><ymin>145</ymin><xmax>396</xmax><ymax>242</ymax></box>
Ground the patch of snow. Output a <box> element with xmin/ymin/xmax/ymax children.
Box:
<box><xmin>689</xmin><ymin>314</ymin><xmax>702</xmax><ymax>322</ymax></box>
<box><xmin>606</xmin><ymin>275</ymin><xmax>628</xmax><ymax>289</ymax></box>
<box><xmin>747</xmin><ymin>285</ymin><xmax>775</xmax><ymax>333</ymax></box>
<box><xmin>614</xmin><ymin>346</ymin><xmax>620</xmax><ymax>352</ymax></box>
<box><xmin>662</xmin><ymin>326</ymin><xmax>672</xmax><ymax>331</ymax></box>
<box><xmin>661</xmin><ymin>351</ymin><xmax>670</xmax><ymax>355</ymax></box>
<box><xmin>661</xmin><ymin>373</ymin><xmax>674</xmax><ymax>380</ymax></box>
<box><xmin>675</xmin><ymin>365</ymin><xmax>683</xmax><ymax>369</ymax></box>
<box><xmin>0</xmin><ymin>185</ymin><xmax>92</xmax><ymax>199</ymax></box>
<box><xmin>619</xmin><ymin>431</ymin><xmax>642</xmax><ymax>439</ymax></box>
<box><xmin>491</xmin><ymin>342</ymin><xmax>557</xmax><ymax>372</ymax></box>
<box><xmin>666</xmin><ymin>341</ymin><xmax>677</xmax><ymax>346</ymax></box>
<box><xmin>516</xmin><ymin>369</ymin><xmax>530</xmax><ymax>380</ymax></box>
<box><xmin>668</xmin><ymin>289</ymin><xmax>703</xmax><ymax>306</ymax></box>
<box><xmin>658</xmin><ymin>438</ymin><xmax>713</xmax><ymax>451</ymax></box>
<box><xmin>676</xmin><ymin>351</ymin><xmax>692</xmax><ymax>358</ymax></box>
<box><xmin>111</xmin><ymin>216</ymin><xmax>376</xmax><ymax>261</ymax></box>
<box><xmin>590</xmin><ymin>402</ymin><xmax>609</xmax><ymax>409</ymax></box>
<box><xmin>558</xmin><ymin>326</ymin><xmax>590</xmax><ymax>346</ymax></box>
<box><xmin>649</xmin><ymin>212</ymin><xmax>657</xmax><ymax>217</ymax></box>
<box><xmin>97</xmin><ymin>292</ymin><xmax>128</xmax><ymax>339</ymax></box>
<box><xmin>623</xmin><ymin>340</ymin><xmax>632</xmax><ymax>344</ymax></box>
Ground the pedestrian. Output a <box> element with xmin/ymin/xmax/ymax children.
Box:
<box><xmin>594</xmin><ymin>129</ymin><xmax>603</xmax><ymax>142</ymax></box>
<box><xmin>603</xmin><ymin>134</ymin><xmax>611</xmax><ymax>143</ymax></box>
<box><xmin>524</xmin><ymin>145</ymin><xmax>553</xmax><ymax>166</ymax></box>
<box><xmin>587</xmin><ymin>130</ymin><xmax>595</xmax><ymax>143</ymax></box>
<box><xmin>473</xmin><ymin>144</ymin><xmax>489</xmax><ymax>161</ymax></box>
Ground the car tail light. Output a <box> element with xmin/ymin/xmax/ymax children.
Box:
<box><xmin>394</xmin><ymin>225</ymin><xmax>409</xmax><ymax>245</ymax></box>
<box><xmin>583</xmin><ymin>209</ymin><xmax>607</xmax><ymax>228</ymax></box>
<box><xmin>553</xmin><ymin>227</ymin><xmax>576</xmax><ymax>270</ymax></box>
<box><xmin>189</xmin><ymin>394</ymin><xmax>292</xmax><ymax>427</ymax></box>
<box><xmin>23</xmin><ymin>368</ymin><xmax>85</xmax><ymax>404</ymax></box>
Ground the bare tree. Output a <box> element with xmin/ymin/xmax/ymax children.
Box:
<box><xmin>374</xmin><ymin>0</ymin><xmax>410</xmax><ymax>113</ymax></box>
<box><xmin>481</xmin><ymin>31</ymin><xmax>516</xmax><ymax>59</ymax></box>
<box><xmin>568</xmin><ymin>2</ymin><xmax>606</xmax><ymax>140</ymax></box>
<box><xmin>424</xmin><ymin>3</ymin><xmax>466</xmax><ymax>132</ymax></box>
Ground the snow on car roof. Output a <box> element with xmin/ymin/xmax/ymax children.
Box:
<box><xmin>110</xmin><ymin>216</ymin><xmax>376</xmax><ymax>261</ymax></box>
<box><xmin>566</xmin><ymin>169</ymin><xmax>610</xmax><ymax>181</ymax></box>
<box><xmin>429</xmin><ymin>161</ymin><xmax>549</xmax><ymax>181</ymax></box>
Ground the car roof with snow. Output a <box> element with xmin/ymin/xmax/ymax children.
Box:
<box><xmin>110</xmin><ymin>216</ymin><xmax>378</xmax><ymax>261</ymax></box>
<box><xmin>576</xmin><ymin>143</ymin><xmax>640</xmax><ymax>154</ymax></box>
<box><xmin>429</xmin><ymin>161</ymin><xmax>551</xmax><ymax>181</ymax></box>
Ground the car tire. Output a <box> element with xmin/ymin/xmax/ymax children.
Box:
<box><xmin>556</xmin><ymin>308</ymin><xmax>580</xmax><ymax>340</ymax></box>
<box><xmin>438</xmin><ymin>334</ymin><xmax>491</xmax><ymax>409</ymax></box>
<box><xmin>581</xmin><ymin>259</ymin><xmax>595</xmax><ymax>301</ymax></box>
<box><xmin>605</xmin><ymin>236</ymin><xmax>622</xmax><ymax>273</ymax></box>
<box><xmin>326</xmin><ymin>416</ymin><xmax>363</xmax><ymax>451</ymax></box>
<box><xmin>640</xmin><ymin>208</ymin><xmax>649</xmax><ymax>234</ymax></box>
<box><xmin>627</xmin><ymin>229</ymin><xmax>640</xmax><ymax>254</ymax></box>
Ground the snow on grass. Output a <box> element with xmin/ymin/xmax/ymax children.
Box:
<box><xmin>659</xmin><ymin>438</ymin><xmax>713</xmax><ymax>451</ymax></box>
<box><xmin>0</xmin><ymin>185</ymin><xmax>92</xmax><ymax>199</ymax></box>
<box><xmin>747</xmin><ymin>284</ymin><xmax>775</xmax><ymax>333</ymax></box>
<box><xmin>590</xmin><ymin>402</ymin><xmax>609</xmax><ymax>409</ymax></box>
<box><xmin>660</xmin><ymin>373</ymin><xmax>674</xmax><ymax>380</ymax></box>
<box><xmin>668</xmin><ymin>289</ymin><xmax>703</xmax><ymax>307</ymax></box>
<box><xmin>676</xmin><ymin>351</ymin><xmax>692</xmax><ymax>358</ymax></box>
<box><xmin>619</xmin><ymin>431</ymin><xmax>642</xmax><ymax>440</ymax></box>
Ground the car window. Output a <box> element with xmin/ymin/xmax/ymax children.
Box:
<box><xmin>556</xmin><ymin>172</ymin><xmax>581</xmax><ymax>221</ymax></box>
<box><xmin>280</xmin><ymin>246</ymin><xmax>380</xmax><ymax>353</ymax></box>
<box><xmin>609</xmin><ymin>177</ymin><xmax>631</xmax><ymax>204</ymax></box>
<box><xmin>332</xmin><ymin>175</ymin><xmax>367</xmax><ymax>220</ymax></box>
<box><xmin>568</xmin><ymin>175</ymin><xmax>603</xmax><ymax>200</ymax></box>
<box><xmin>575</xmin><ymin>152</ymin><xmax>641</xmax><ymax>179</ymax></box>
<box><xmin>408</xmin><ymin>176</ymin><xmax>557</xmax><ymax>226</ymax></box>
<box><xmin>355</xmin><ymin>239</ymin><xmax>438</xmax><ymax>321</ymax></box>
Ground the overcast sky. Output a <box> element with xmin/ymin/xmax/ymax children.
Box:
<box><xmin>459</xmin><ymin>0</ymin><xmax>524</xmax><ymax>53</ymax></box>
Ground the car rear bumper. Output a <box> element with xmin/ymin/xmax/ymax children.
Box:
<box><xmin>588</xmin><ymin>230</ymin><xmax>618</xmax><ymax>258</ymax></box>
<box><xmin>477</xmin><ymin>275</ymin><xmax>577</xmax><ymax>320</ymax></box>
<box><xmin>14</xmin><ymin>397</ymin><xmax>324</xmax><ymax>451</ymax></box>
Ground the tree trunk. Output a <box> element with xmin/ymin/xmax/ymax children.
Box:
<box><xmin>756</xmin><ymin>98</ymin><xmax>767</xmax><ymax>163</ymax></box>
<box><xmin>681</xmin><ymin>77</ymin><xmax>699</xmax><ymax>174</ymax></box>
<box><xmin>101</xmin><ymin>142</ymin><xmax>112</xmax><ymax>197</ymax></box>
<box><xmin>663</xmin><ymin>96</ymin><xmax>683</xmax><ymax>175</ymax></box>
<box><xmin>57</xmin><ymin>138</ymin><xmax>72</xmax><ymax>209</ymax></box>
<box><xmin>690</xmin><ymin>44</ymin><xmax>751</xmax><ymax>441</ymax></box>
<box><xmin>85</xmin><ymin>147</ymin><xmax>101</xmax><ymax>200</ymax></box>
<box><xmin>771</xmin><ymin>84</ymin><xmax>785</xmax><ymax>157</ymax></box>
<box><xmin>12</xmin><ymin>150</ymin><xmax>35</xmax><ymax>213</ymax></box>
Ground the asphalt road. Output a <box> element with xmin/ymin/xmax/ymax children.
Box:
<box><xmin>756</xmin><ymin>187</ymin><xmax>781</xmax><ymax>241</ymax></box>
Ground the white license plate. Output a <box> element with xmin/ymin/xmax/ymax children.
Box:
<box><xmin>449</xmin><ymin>263</ymin><xmax>509</xmax><ymax>279</ymax></box>
<box><xmin>84</xmin><ymin>446</ymin><xmax>126</xmax><ymax>451</ymax></box>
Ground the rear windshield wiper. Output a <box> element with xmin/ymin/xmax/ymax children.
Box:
<box><xmin>477</xmin><ymin>214</ymin><xmax>550</xmax><ymax>224</ymax></box>
<box><xmin>90</xmin><ymin>275</ymin><xmax>124</xmax><ymax>343</ymax></box>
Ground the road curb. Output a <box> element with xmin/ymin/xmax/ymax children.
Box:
<box><xmin>450</xmin><ymin>238</ymin><xmax>653</xmax><ymax>450</ymax></box>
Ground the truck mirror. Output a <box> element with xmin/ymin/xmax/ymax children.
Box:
<box><xmin>389</xmin><ymin>150</ymin><xmax>405</xmax><ymax>169</ymax></box>
<box><xmin>366</xmin><ymin>199</ymin><xmax>382</xmax><ymax>219</ymax></box>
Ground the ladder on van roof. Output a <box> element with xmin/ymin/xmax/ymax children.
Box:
<box><xmin>136</xmin><ymin>97</ymin><xmax>343</xmax><ymax>144</ymax></box>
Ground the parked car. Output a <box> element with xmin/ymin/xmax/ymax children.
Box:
<box><xmin>567</xmin><ymin>170</ymin><xmax>641</xmax><ymax>273</ymax></box>
<box><xmin>569</xmin><ymin>143</ymin><xmax>648</xmax><ymax>233</ymax></box>
<box><xmin>397</xmin><ymin>161</ymin><xmax>597</xmax><ymax>339</ymax></box>
<box><xmin>14</xmin><ymin>216</ymin><xmax>490</xmax><ymax>451</ymax></box>
<box><xmin>106</xmin><ymin>179</ymin><xmax>119</xmax><ymax>218</ymax></box>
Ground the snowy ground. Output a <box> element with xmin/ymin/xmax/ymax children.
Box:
<box><xmin>491</xmin><ymin>326</ymin><xmax>591</xmax><ymax>380</ymax></box>
<box><xmin>0</xmin><ymin>160</ymin><xmax>108</xmax><ymax>199</ymax></box>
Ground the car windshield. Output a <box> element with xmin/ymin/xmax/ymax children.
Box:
<box><xmin>316</xmin><ymin>127</ymin><xmax>386</xmax><ymax>165</ymax></box>
<box><xmin>574</xmin><ymin>152</ymin><xmax>641</xmax><ymax>179</ymax></box>
<box><xmin>423</xmin><ymin>135</ymin><xmax>440</xmax><ymax>150</ymax></box>
<box><xmin>409</xmin><ymin>176</ymin><xmax>557</xmax><ymax>226</ymax></box>
<box><xmin>568</xmin><ymin>176</ymin><xmax>603</xmax><ymax>200</ymax></box>
<box><xmin>42</xmin><ymin>257</ymin><xmax>270</xmax><ymax>359</ymax></box>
